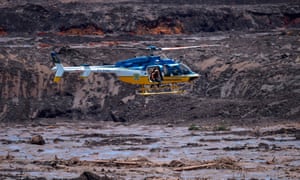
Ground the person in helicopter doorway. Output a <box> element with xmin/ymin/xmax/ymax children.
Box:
<box><xmin>150</xmin><ymin>67</ymin><xmax>162</xmax><ymax>87</ymax></box>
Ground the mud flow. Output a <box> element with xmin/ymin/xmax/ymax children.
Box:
<box><xmin>0</xmin><ymin>121</ymin><xmax>299</xmax><ymax>179</ymax></box>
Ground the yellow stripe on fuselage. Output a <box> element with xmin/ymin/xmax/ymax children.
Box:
<box><xmin>118</xmin><ymin>76</ymin><xmax>191</xmax><ymax>85</ymax></box>
<box><xmin>118</xmin><ymin>76</ymin><xmax>149</xmax><ymax>84</ymax></box>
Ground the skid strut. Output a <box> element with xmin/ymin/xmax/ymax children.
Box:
<box><xmin>137</xmin><ymin>83</ymin><xmax>184</xmax><ymax>95</ymax></box>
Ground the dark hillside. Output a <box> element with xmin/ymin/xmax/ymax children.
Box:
<box><xmin>0</xmin><ymin>0</ymin><xmax>299</xmax><ymax>123</ymax></box>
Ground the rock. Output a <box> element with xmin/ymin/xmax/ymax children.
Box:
<box><xmin>110</xmin><ymin>111</ymin><xmax>127</xmax><ymax>122</ymax></box>
<box><xmin>68</xmin><ymin>157</ymin><xmax>80</xmax><ymax>165</ymax></box>
<box><xmin>168</xmin><ymin>160</ymin><xmax>185</xmax><ymax>167</ymax></box>
<box><xmin>5</xmin><ymin>152</ymin><xmax>14</xmax><ymax>160</ymax></box>
<box><xmin>30</xmin><ymin>135</ymin><xmax>45</xmax><ymax>145</ymax></box>
<box><xmin>258</xmin><ymin>143</ymin><xmax>269</xmax><ymax>150</ymax></box>
<box><xmin>53</xmin><ymin>138</ymin><xmax>64</xmax><ymax>144</ymax></box>
<box><xmin>71</xmin><ymin>171</ymin><xmax>113</xmax><ymax>180</ymax></box>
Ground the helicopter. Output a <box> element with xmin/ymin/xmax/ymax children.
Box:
<box><xmin>51</xmin><ymin>45</ymin><xmax>213</xmax><ymax>95</ymax></box>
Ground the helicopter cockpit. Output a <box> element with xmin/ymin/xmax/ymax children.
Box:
<box><xmin>146</xmin><ymin>62</ymin><xmax>194</xmax><ymax>82</ymax></box>
<box><xmin>163</xmin><ymin>63</ymin><xmax>193</xmax><ymax>76</ymax></box>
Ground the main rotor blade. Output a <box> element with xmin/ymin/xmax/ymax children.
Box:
<box><xmin>160</xmin><ymin>45</ymin><xmax>220</xmax><ymax>51</ymax></box>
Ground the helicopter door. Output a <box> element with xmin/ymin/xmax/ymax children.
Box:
<box><xmin>147</xmin><ymin>66</ymin><xmax>163</xmax><ymax>82</ymax></box>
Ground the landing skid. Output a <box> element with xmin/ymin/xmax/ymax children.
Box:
<box><xmin>137</xmin><ymin>83</ymin><xmax>185</xmax><ymax>95</ymax></box>
<box><xmin>137</xmin><ymin>90</ymin><xmax>184</xmax><ymax>96</ymax></box>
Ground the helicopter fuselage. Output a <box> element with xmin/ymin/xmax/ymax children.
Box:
<box><xmin>51</xmin><ymin>51</ymin><xmax>199</xmax><ymax>94</ymax></box>
<box><xmin>114</xmin><ymin>55</ymin><xmax>199</xmax><ymax>84</ymax></box>
<box><xmin>52</xmin><ymin>53</ymin><xmax>199</xmax><ymax>84</ymax></box>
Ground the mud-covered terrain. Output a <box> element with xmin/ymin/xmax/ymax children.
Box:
<box><xmin>0</xmin><ymin>0</ymin><xmax>300</xmax><ymax>179</ymax></box>
<box><xmin>0</xmin><ymin>121</ymin><xmax>299</xmax><ymax>179</ymax></box>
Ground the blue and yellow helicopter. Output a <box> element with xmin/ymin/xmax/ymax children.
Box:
<box><xmin>51</xmin><ymin>45</ymin><xmax>212</xmax><ymax>95</ymax></box>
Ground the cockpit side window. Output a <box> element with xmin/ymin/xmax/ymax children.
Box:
<box><xmin>162</xmin><ymin>64</ymin><xmax>192</xmax><ymax>76</ymax></box>
<box><xmin>164</xmin><ymin>65</ymin><xmax>181</xmax><ymax>76</ymax></box>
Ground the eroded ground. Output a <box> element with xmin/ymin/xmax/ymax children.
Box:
<box><xmin>0</xmin><ymin>120</ymin><xmax>299</xmax><ymax>179</ymax></box>
<box><xmin>0</xmin><ymin>1</ymin><xmax>299</xmax><ymax>179</ymax></box>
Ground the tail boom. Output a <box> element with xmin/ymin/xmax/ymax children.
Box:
<box><xmin>51</xmin><ymin>64</ymin><xmax>120</xmax><ymax>82</ymax></box>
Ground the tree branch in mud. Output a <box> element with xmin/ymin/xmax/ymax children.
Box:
<box><xmin>173</xmin><ymin>163</ymin><xmax>217</xmax><ymax>171</ymax></box>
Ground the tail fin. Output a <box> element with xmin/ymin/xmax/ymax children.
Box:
<box><xmin>80</xmin><ymin>64</ymin><xmax>91</xmax><ymax>78</ymax></box>
<box><xmin>51</xmin><ymin>51</ymin><xmax>64</xmax><ymax>83</ymax></box>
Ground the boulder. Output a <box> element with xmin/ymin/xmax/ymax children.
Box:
<box><xmin>30</xmin><ymin>135</ymin><xmax>45</xmax><ymax>145</ymax></box>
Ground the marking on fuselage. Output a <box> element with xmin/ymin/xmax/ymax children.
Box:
<box><xmin>133</xmin><ymin>73</ymin><xmax>140</xmax><ymax>80</ymax></box>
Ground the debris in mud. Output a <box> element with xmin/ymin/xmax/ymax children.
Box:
<box><xmin>188</xmin><ymin>124</ymin><xmax>201</xmax><ymax>131</ymax></box>
<box><xmin>183</xmin><ymin>142</ymin><xmax>206</xmax><ymax>147</ymax></box>
<box><xmin>173</xmin><ymin>157</ymin><xmax>241</xmax><ymax>171</ymax></box>
<box><xmin>258</xmin><ymin>142</ymin><xmax>270</xmax><ymax>150</ymax></box>
<box><xmin>71</xmin><ymin>171</ymin><xmax>113</xmax><ymax>180</ymax></box>
<box><xmin>53</xmin><ymin>138</ymin><xmax>64</xmax><ymax>143</ymax></box>
<box><xmin>261</xmin><ymin>128</ymin><xmax>299</xmax><ymax>136</ymax></box>
<box><xmin>84</xmin><ymin>137</ymin><xmax>159</xmax><ymax>146</ymax></box>
<box><xmin>213</xmin><ymin>124</ymin><xmax>230</xmax><ymax>131</ymax></box>
<box><xmin>266</xmin><ymin>157</ymin><xmax>276</xmax><ymax>165</ymax></box>
<box><xmin>33</xmin><ymin>156</ymin><xmax>153</xmax><ymax>169</ymax></box>
<box><xmin>0</xmin><ymin>122</ymin><xmax>299</xmax><ymax>179</ymax></box>
<box><xmin>3</xmin><ymin>152</ymin><xmax>14</xmax><ymax>160</ymax></box>
<box><xmin>30</xmin><ymin>135</ymin><xmax>45</xmax><ymax>145</ymax></box>
<box><xmin>168</xmin><ymin>160</ymin><xmax>185</xmax><ymax>168</ymax></box>
<box><xmin>223</xmin><ymin>145</ymin><xmax>247</xmax><ymax>151</ymax></box>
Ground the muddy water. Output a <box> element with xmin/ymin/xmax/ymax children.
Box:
<box><xmin>0</xmin><ymin>121</ymin><xmax>299</xmax><ymax>179</ymax></box>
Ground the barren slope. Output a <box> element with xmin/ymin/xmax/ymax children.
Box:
<box><xmin>0</xmin><ymin>0</ymin><xmax>299</xmax><ymax>124</ymax></box>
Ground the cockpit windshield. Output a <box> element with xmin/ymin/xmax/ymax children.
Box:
<box><xmin>179</xmin><ymin>63</ymin><xmax>192</xmax><ymax>74</ymax></box>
